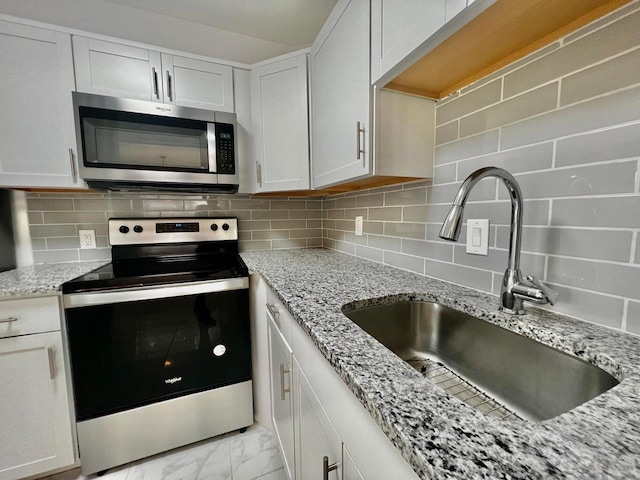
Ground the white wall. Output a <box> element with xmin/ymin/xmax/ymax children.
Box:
<box><xmin>0</xmin><ymin>0</ymin><xmax>298</xmax><ymax>64</ymax></box>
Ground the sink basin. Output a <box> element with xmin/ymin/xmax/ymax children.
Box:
<box><xmin>343</xmin><ymin>301</ymin><xmax>619</xmax><ymax>421</ymax></box>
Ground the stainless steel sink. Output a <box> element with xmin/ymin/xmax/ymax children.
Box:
<box><xmin>343</xmin><ymin>301</ymin><xmax>619</xmax><ymax>421</ymax></box>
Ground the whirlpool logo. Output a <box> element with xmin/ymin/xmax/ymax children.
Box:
<box><xmin>165</xmin><ymin>376</ymin><xmax>182</xmax><ymax>385</ymax></box>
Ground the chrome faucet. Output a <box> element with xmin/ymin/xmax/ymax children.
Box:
<box><xmin>438</xmin><ymin>166</ymin><xmax>558</xmax><ymax>314</ymax></box>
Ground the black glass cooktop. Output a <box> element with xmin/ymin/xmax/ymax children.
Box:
<box><xmin>62</xmin><ymin>253</ymin><xmax>248</xmax><ymax>294</ymax></box>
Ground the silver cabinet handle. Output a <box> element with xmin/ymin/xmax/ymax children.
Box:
<box><xmin>323</xmin><ymin>456</ymin><xmax>338</xmax><ymax>480</ymax></box>
<box><xmin>166</xmin><ymin>71</ymin><xmax>173</xmax><ymax>101</ymax></box>
<box><xmin>68</xmin><ymin>148</ymin><xmax>77</xmax><ymax>181</ymax></box>
<box><xmin>356</xmin><ymin>121</ymin><xmax>365</xmax><ymax>161</ymax></box>
<box><xmin>0</xmin><ymin>317</ymin><xmax>17</xmax><ymax>323</ymax></box>
<box><xmin>266</xmin><ymin>302</ymin><xmax>279</xmax><ymax>321</ymax></box>
<box><xmin>279</xmin><ymin>363</ymin><xmax>290</xmax><ymax>401</ymax></box>
<box><xmin>48</xmin><ymin>347</ymin><xmax>56</xmax><ymax>380</ymax></box>
<box><xmin>256</xmin><ymin>161</ymin><xmax>262</xmax><ymax>187</ymax></box>
<box><xmin>152</xmin><ymin>67</ymin><xmax>160</xmax><ymax>99</ymax></box>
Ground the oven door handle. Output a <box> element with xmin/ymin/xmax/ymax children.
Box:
<box><xmin>63</xmin><ymin>277</ymin><xmax>249</xmax><ymax>308</ymax></box>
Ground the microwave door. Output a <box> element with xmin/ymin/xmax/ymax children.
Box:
<box><xmin>207</xmin><ymin>123</ymin><xmax>217</xmax><ymax>176</ymax></box>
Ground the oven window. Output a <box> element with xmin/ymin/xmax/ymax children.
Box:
<box><xmin>80</xmin><ymin>107</ymin><xmax>209</xmax><ymax>172</ymax></box>
<box><xmin>66</xmin><ymin>289</ymin><xmax>251</xmax><ymax>421</ymax></box>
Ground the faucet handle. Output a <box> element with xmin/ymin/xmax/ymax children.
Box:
<box><xmin>525</xmin><ymin>275</ymin><xmax>558</xmax><ymax>306</ymax></box>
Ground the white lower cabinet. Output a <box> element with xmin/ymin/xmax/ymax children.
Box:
<box><xmin>267</xmin><ymin>313</ymin><xmax>295</xmax><ymax>479</ymax></box>
<box><xmin>261</xmin><ymin>280</ymin><xmax>419</xmax><ymax>480</ymax></box>
<box><xmin>0</xmin><ymin>297</ymin><xmax>75</xmax><ymax>480</ymax></box>
<box><xmin>294</xmin><ymin>358</ymin><xmax>342</xmax><ymax>480</ymax></box>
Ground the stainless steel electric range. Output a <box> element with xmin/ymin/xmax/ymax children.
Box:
<box><xmin>62</xmin><ymin>217</ymin><xmax>253</xmax><ymax>475</ymax></box>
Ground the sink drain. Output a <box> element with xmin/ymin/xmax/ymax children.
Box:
<box><xmin>406</xmin><ymin>356</ymin><xmax>522</xmax><ymax>421</ymax></box>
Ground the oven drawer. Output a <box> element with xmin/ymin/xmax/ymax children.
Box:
<box><xmin>0</xmin><ymin>296</ymin><xmax>61</xmax><ymax>339</ymax></box>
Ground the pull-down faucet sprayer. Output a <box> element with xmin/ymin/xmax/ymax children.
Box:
<box><xmin>439</xmin><ymin>166</ymin><xmax>558</xmax><ymax>314</ymax></box>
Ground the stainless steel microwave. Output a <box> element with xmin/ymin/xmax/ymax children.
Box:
<box><xmin>72</xmin><ymin>92</ymin><xmax>238</xmax><ymax>193</ymax></box>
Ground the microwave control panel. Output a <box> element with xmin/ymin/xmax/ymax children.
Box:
<box><xmin>215</xmin><ymin>123</ymin><xmax>235</xmax><ymax>174</ymax></box>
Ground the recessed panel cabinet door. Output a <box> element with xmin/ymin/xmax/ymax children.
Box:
<box><xmin>163</xmin><ymin>54</ymin><xmax>234</xmax><ymax>112</ymax></box>
<box><xmin>251</xmin><ymin>54</ymin><xmax>310</xmax><ymax>192</ymax></box>
<box><xmin>268</xmin><ymin>318</ymin><xmax>295</xmax><ymax>479</ymax></box>
<box><xmin>310</xmin><ymin>0</ymin><xmax>371</xmax><ymax>189</ymax></box>
<box><xmin>0</xmin><ymin>21</ymin><xmax>81</xmax><ymax>188</ymax></box>
<box><xmin>294</xmin><ymin>358</ymin><xmax>342</xmax><ymax>480</ymax></box>
<box><xmin>73</xmin><ymin>36</ymin><xmax>162</xmax><ymax>102</ymax></box>
<box><xmin>0</xmin><ymin>332</ymin><xmax>74</xmax><ymax>480</ymax></box>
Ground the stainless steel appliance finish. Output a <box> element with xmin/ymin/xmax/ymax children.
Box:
<box><xmin>72</xmin><ymin>92</ymin><xmax>238</xmax><ymax>193</ymax></box>
<box><xmin>343</xmin><ymin>301</ymin><xmax>619</xmax><ymax>422</ymax></box>
<box><xmin>438</xmin><ymin>167</ymin><xmax>558</xmax><ymax>314</ymax></box>
<box><xmin>63</xmin><ymin>217</ymin><xmax>252</xmax><ymax>475</ymax></box>
<box><xmin>76</xmin><ymin>381</ymin><xmax>253</xmax><ymax>476</ymax></box>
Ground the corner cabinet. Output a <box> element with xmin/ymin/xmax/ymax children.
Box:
<box><xmin>310</xmin><ymin>0</ymin><xmax>371</xmax><ymax>189</ymax></box>
<box><xmin>0</xmin><ymin>296</ymin><xmax>75</xmax><ymax>480</ymax></box>
<box><xmin>258</xmin><ymin>277</ymin><xmax>419</xmax><ymax>480</ymax></box>
<box><xmin>0</xmin><ymin>20</ymin><xmax>82</xmax><ymax>189</ymax></box>
<box><xmin>73</xmin><ymin>36</ymin><xmax>234</xmax><ymax>112</ymax></box>
<box><xmin>251</xmin><ymin>52</ymin><xmax>310</xmax><ymax>192</ymax></box>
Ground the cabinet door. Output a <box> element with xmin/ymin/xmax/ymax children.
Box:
<box><xmin>0</xmin><ymin>332</ymin><xmax>74</xmax><ymax>480</ymax></box>
<box><xmin>0</xmin><ymin>21</ymin><xmax>81</xmax><ymax>188</ymax></box>
<box><xmin>342</xmin><ymin>445</ymin><xmax>365</xmax><ymax>480</ymax></box>
<box><xmin>310</xmin><ymin>0</ymin><xmax>371</xmax><ymax>189</ymax></box>
<box><xmin>251</xmin><ymin>54</ymin><xmax>310</xmax><ymax>192</ymax></box>
<box><xmin>73</xmin><ymin>36</ymin><xmax>163</xmax><ymax>102</ymax></box>
<box><xmin>268</xmin><ymin>318</ymin><xmax>295</xmax><ymax>479</ymax></box>
<box><xmin>371</xmin><ymin>0</ymin><xmax>447</xmax><ymax>83</ymax></box>
<box><xmin>294</xmin><ymin>358</ymin><xmax>342</xmax><ymax>480</ymax></box>
<box><xmin>162</xmin><ymin>54</ymin><xmax>234</xmax><ymax>112</ymax></box>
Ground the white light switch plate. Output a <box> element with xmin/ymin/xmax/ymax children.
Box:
<box><xmin>466</xmin><ymin>219</ymin><xmax>489</xmax><ymax>255</ymax></box>
<box><xmin>355</xmin><ymin>216</ymin><xmax>363</xmax><ymax>236</ymax></box>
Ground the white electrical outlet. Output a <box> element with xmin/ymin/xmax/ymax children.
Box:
<box><xmin>355</xmin><ymin>216</ymin><xmax>363</xmax><ymax>236</ymax></box>
<box><xmin>79</xmin><ymin>229</ymin><xmax>97</xmax><ymax>249</ymax></box>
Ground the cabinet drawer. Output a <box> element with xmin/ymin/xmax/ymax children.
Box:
<box><xmin>0</xmin><ymin>296</ymin><xmax>62</xmax><ymax>338</ymax></box>
<box><xmin>266</xmin><ymin>287</ymin><xmax>293</xmax><ymax>347</ymax></box>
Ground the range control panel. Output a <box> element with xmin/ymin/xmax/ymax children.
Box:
<box><xmin>109</xmin><ymin>217</ymin><xmax>238</xmax><ymax>246</ymax></box>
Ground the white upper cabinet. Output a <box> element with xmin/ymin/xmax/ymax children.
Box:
<box><xmin>251</xmin><ymin>53</ymin><xmax>310</xmax><ymax>192</ymax></box>
<box><xmin>0</xmin><ymin>20</ymin><xmax>82</xmax><ymax>189</ymax></box>
<box><xmin>73</xmin><ymin>36</ymin><xmax>234</xmax><ymax>112</ymax></box>
<box><xmin>310</xmin><ymin>0</ymin><xmax>371</xmax><ymax>189</ymax></box>
<box><xmin>371</xmin><ymin>0</ymin><xmax>447</xmax><ymax>83</ymax></box>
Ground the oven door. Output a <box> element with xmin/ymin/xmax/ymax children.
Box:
<box><xmin>63</xmin><ymin>278</ymin><xmax>251</xmax><ymax>421</ymax></box>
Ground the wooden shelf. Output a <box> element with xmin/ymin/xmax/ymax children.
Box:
<box><xmin>254</xmin><ymin>176</ymin><xmax>424</xmax><ymax>197</ymax></box>
<box><xmin>386</xmin><ymin>0</ymin><xmax>632</xmax><ymax>99</ymax></box>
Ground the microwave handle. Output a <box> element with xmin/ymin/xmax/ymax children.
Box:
<box><xmin>207</xmin><ymin>123</ymin><xmax>217</xmax><ymax>174</ymax></box>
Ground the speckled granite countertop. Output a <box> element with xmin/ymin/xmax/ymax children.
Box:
<box><xmin>0</xmin><ymin>261</ymin><xmax>109</xmax><ymax>299</ymax></box>
<box><xmin>240</xmin><ymin>249</ymin><xmax>640</xmax><ymax>480</ymax></box>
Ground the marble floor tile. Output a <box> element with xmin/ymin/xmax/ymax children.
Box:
<box><xmin>42</xmin><ymin>424</ymin><xmax>279</xmax><ymax>480</ymax></box>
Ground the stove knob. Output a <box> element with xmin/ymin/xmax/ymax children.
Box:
<box><xmin>119</xmin><ymin>225</ymin><xmax>129</xmax><ymax>234</ymax></box>
<box><xmin>222</xmin><ymin>223</ymin><xmax>230</xmax><ymax>231</ymax></box>
<box><xmin>211</xmin><ymin>224</ymin><xmax>219</xmax><ymax>231</ymax></box>
<box><xmin>133</xmin><ymin>225</ymin><xmax>143</xmax><ymax>233</ymax></box>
